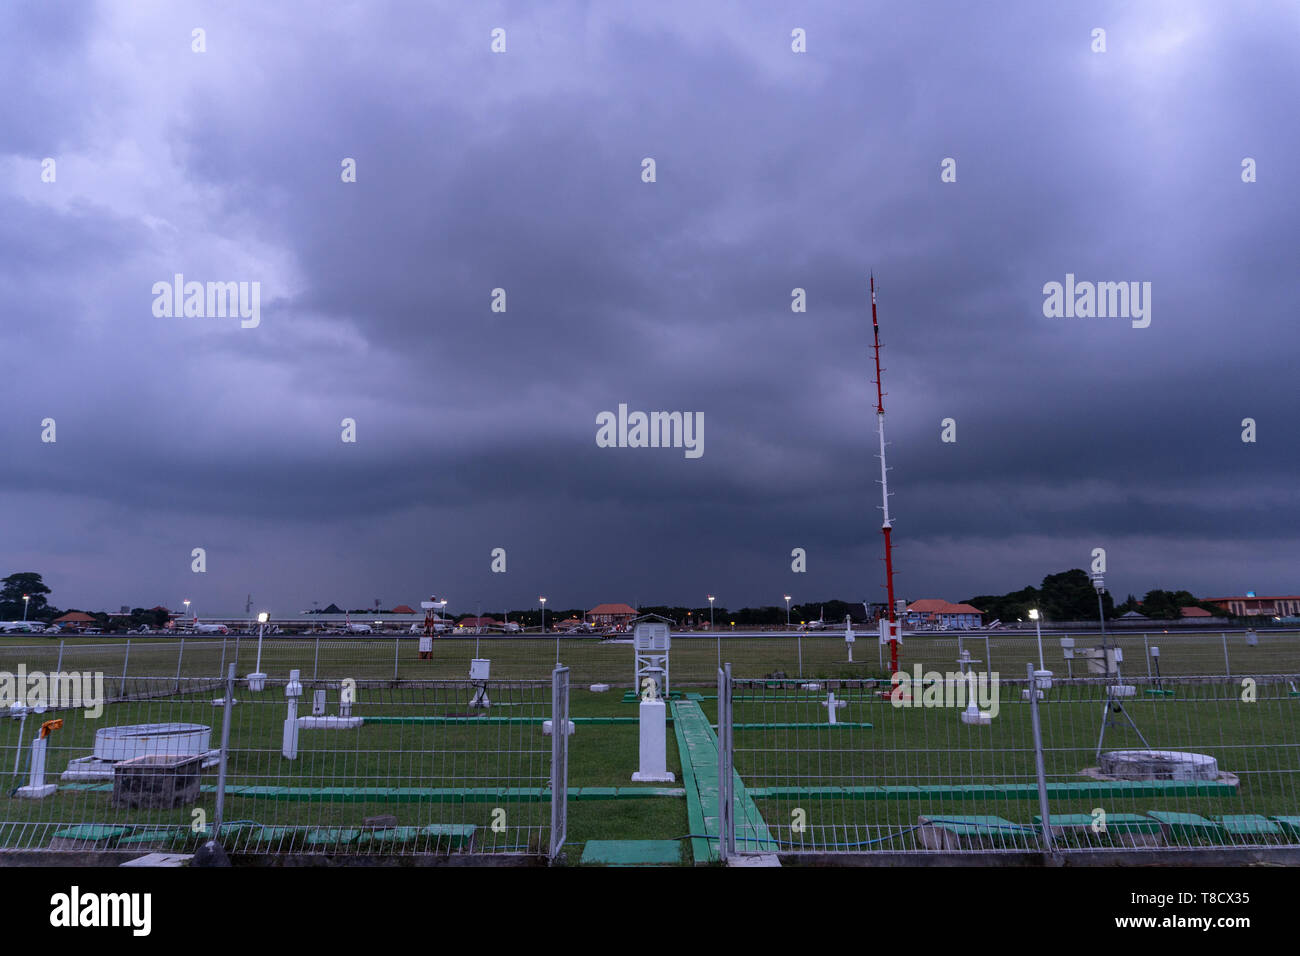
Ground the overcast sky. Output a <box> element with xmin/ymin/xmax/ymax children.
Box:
<box><xmin>2</xmin><ymin>1</ymin><xmax>1297</xmax><ymax>616</ymax></box>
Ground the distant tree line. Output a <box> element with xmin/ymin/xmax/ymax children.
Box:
<box><xmin>965</xmin><ymin>569</ymin><xmax>1228</xmax><ymax>623</ymax></box>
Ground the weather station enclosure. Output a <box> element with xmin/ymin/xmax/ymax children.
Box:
<box><xmin>633</xmin><ymin>622</ymin><xmax>671</xmax><ymax>698</ymax></box>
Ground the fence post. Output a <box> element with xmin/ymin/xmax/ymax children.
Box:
<box><xmin>797</xmin><ymin>634</ymin><xmax>803</xmax><ymax>678</ymax></box>
<box><xmin>393</xmin><ymin>636</ymin><xmax>400</xmax><ymax>680</ymax></box>
<box><xmin>218</xmin><ymin>637</ymin><xmax>227</xmax><ymax>681</ymax></box>
<box><xmin>1143</xmin><ymin>634</ymin><xmax>1151</xmax><ymax>681</ymax></box>
<box><xmin>54</xmin><ymin>639</ymin><xmax>64</xmax><ymax>675</ymax></box>
<box><xmin>119</xmin><ymin>639</ymin><xmax>131</xmax><ymax>698</ymax></box>
<box><xmin>984</xmin><ymin>635</ymin><xmax>992</xmax><ymax>676</ymax></box>
<box><xmin>1221</xmin><ymin>632</ymin><xmax>1231</xmax><ymax>677</ymax></box>
<box><xmin>717</xmin><ymin>663</ymin><xmax>735</xmax><ymax>861</ymax></box>
<box><xmin>549</xmin><ymin>665</ymin><xmax>571</xmax><ymax>861</ymax></box>
<box><xmin>213</xmin><ymin>663</ymin><xmax>236</xmax><ymax>843</ymax></box>
<box><xmin>1027</xmin><ymin>663</ymin><xmax>1055</xmax><ymax>855</ymax></box>
<box><xmin>175</xmin><ymin>638</ymin><xmax>185</xmax><ymax>694</ymax></box>
<box><xmin>313</xmin><ymin>637</ymin><xmax>320</xmax><ymax>682</ymax></box>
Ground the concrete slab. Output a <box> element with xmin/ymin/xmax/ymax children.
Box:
<box><xmin>581</xmin><ymin>840</ymin><xmax>683</xmax><ymax>866</ymax></box>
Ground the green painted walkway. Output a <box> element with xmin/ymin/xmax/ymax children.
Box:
<box><xmin>670</xmin><ymin>699</ymin><xmax>778</xmax><ymax>863</ymax></box>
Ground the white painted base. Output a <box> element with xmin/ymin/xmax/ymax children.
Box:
<box><xmin>246</xmin><ymin>673</ymin><xmax>267</xmax><ymax>691</ymax></box>
<box><xmin>15</xmin><ymin>784</ymin><xmax>57</xmax><ymax>798</ymax></box>
<box><xmin>631</xmin><ymin>771</ymin><xmax>676</xmax><ymax>782</ymax></box>
<box><xmin>60</xmin><ymin>751</ymin><xmax>221</xmax><ymax>782</ymax></box>
<box><xmin>1111</xmin><ymin>685</ymin><xmax>1137</xmax><ymax>698</ymax></box>
<box><xmin>121</xmin><ymin>853</ymin><xmax>193</xmax><ymax>867</ymax></box>
<box><xmin>728</xmin><ymin>853</ymin><xmax>781</xmax><ymax>867</ymax></box>
<box><xmin>296</xmin><ymin>716</ymin><xmax>364</xmax><ymax>729</ymax></box>
<box><xmin>542</xmin><ymin>719</ymin><xmax>576</xmax><ymax>736</ymax></box>
<box><xmin>1021</xmin><ymin>689</ymin><xmax>1045</xmax><ymax>700</ymax></box>
<box><xmin>961</xmin><ymin>707</ymin><xmax>992</xmax><ymax>726</ymax></box>
<box><xmin>212</xmin><ymin>698</ymin><xmax>238</xmax><ymax>706</ymax></box>
<box><xmin>800</xmin><ymin>683</ymin><xmax>821</xmax><ymax>691</ymax></box>
<box><xmin>589</xmin><ymin>683</ymin><xmax>610</xmax><ymax>693</ymax></box>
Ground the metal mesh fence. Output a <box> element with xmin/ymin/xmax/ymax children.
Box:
<box><xmin>0</xmin><ymin>672</ymin><xmax>566</xmax><ymax>858</ymax></box>
<box><xmin>725</xmin><ymin>671</ymin><xmax>1300</xmax><ymax>855</ymax></box>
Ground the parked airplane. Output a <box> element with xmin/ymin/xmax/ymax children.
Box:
<box><xmin>0</xmin><ymin>621</ymin><xmax>44</xmax><ymax>634</ymax></box>
<box><xmin>800</xmin><ymin>608</ymin><xmax>828</xmax><ymax>631</ymax></box>
<box><xmin>409</xmin><ymin>617</ymin><xmax>452</xmax><ymax>635</ymax></box>
<box><xmin>191</xmin><ymin>616</ymin><xmax>230</xmax><ymax>635</ymax></box>
<box><xmin>343</xmin><ymin>613</ymin><xmax>373</xmax><ymax>635</ymax></box>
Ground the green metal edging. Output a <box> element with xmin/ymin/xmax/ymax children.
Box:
<box><xmin>748</xmin><ymin>780</ymin><xmax>1240</xmax><ymax>801</ymax></box>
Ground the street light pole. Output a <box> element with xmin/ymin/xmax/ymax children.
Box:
<box><xmin>1030</xmin><ymin>608</ymin><xmax>1044</xmax><ymax>670</ymax></box>
<box><xmin>784</xmin><ymin>595</ymin><xmax>792</xmax><ymax>629</ymax></box>
<box><xmin>708</xmin><ymin>595</ymin><xmax>715</xmax><ymax>631</ymax></box>
<box><xmin>22</xmin><ymin>595</ymin><xmax>29</xmax><ymax>622</ymax></box>
<box><xmin>539</xmin><ymin>596</ymin><xmax>546</xmax><ymax>633</ymax></box>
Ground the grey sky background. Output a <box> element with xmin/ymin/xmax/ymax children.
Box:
<box><xmin>2</xmin><ymin>1</ymin><xmax>1297</xmax><ymax>616</ymax></box>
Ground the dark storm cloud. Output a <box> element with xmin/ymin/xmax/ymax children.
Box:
<box><xmin>1</xmin><ymin>1</ymin><xmax>1297</xmax><ymax>615</ymax></box>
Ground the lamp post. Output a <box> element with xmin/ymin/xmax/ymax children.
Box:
<box><xmin>707</xmin><ymin>595</ymin><xmax>715</xmax><ymax>631</ymax></box>
<box><xmin>248</xmin><ymin>611</ymin><xmax>269</xmax><ymax>691</ymax></box>
<box><xmin>539</xmin><ymin>596</ymin><xmax>547</xmax><ymax>633</ymax></box>
<box><xmin>183</xmin><ymin>599</ymin><xmax>191</xmax><ymax>621</ymax></box>
<box><xmin>1029</xmin><ymin>608</ymin><xmax>1044</xmax><ymax>670</ymax></box>
<box><xmin>784</xmin><ymin>595</ymin><xmax>792</xmax><ymax>629</ymax></box>
<box><xmin>22</xmin><ymin>595</ymin><xmax>29</xmax><ymax>622</ymax></box>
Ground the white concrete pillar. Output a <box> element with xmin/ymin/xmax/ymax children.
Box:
<box><xmin>282</xmin><ymin>698</ymin><xmax>299</xmax><ymax>758</ymax></box>
<box><xmin>631</xmin><ymin>699</ymin><xmax>675</xmax><ymax>782</ymax></box>
<box><xmin>16</xmin><ymin>736</ymin><xmax>57</xmax><ymax>798</ymax></box>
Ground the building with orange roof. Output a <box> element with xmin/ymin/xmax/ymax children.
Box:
<box><xmin>903</xmin><ymin>599</ymin><xmax>984</xmax><ymax>629</ymax></box>
<box><xmin>588</xmin><ymin>603</ymin><xmax>637</xmax><ymax>627</ymax></box>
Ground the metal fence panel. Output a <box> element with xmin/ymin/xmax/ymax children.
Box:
<box><xmin>724</xmin><ymin>671</ymin><xmax>1300</xmax><ymax>856</ymax></box>
<box><xmin>0</xmin><ymin>674</ymin><xmax>559</xmax><ymax>858</ymax></box>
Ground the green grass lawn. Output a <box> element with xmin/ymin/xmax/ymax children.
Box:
<box><xmin>3</xmin><ymin>629</ymin><xmax>1297</xmax><ymax>686</ymax></box>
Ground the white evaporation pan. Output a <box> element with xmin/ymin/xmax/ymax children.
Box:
<box><xmin>61</xmin><ymin>723</ymin><xmax>219</xmax><ymax>782</ymax></box>
<box><xmin>1098</xmin><ymin>749</ymin><xmax>1219</xmax><ymax>781</ymax></box>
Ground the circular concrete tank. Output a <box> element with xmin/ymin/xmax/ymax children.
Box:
<box><xmin>1099</xmin><ymin>749</ymin><xmax>1219</xmax><ymax>781</ymax></box>
<box><xmin>93</xmin><ymin>723</ymin><xmax>213</xmax><ymax>762</ymax></box>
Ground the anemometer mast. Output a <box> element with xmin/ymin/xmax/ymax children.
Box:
<box><xmin>870</xmin><ymin>274</ymin><xmax>899</xmax><ymax>675</ymax></box>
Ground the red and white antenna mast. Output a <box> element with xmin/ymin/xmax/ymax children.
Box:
<box><xmin>870</xmin><ymin>274</ymin><xmax>900</xmax><ymax>675</ymax></box>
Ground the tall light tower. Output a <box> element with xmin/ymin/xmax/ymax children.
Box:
<box><xmin>871</xmin><ymin>274</ymin><xmax>900</xmax><ymax>675</ymax></box>
<box><xmin>707</xmin><ymin>595</ymin><xmax>715</xmax><ymax>631</ymax></box>
<box><xmin>784</xmin><ymin>595</ymin><xmax>792</xmax><ymax>629</ymax></box>
<box><xmin>1029</xmin><ymin>608</ymin><xmax>1044</xmax><ymax>670</ymax></box>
